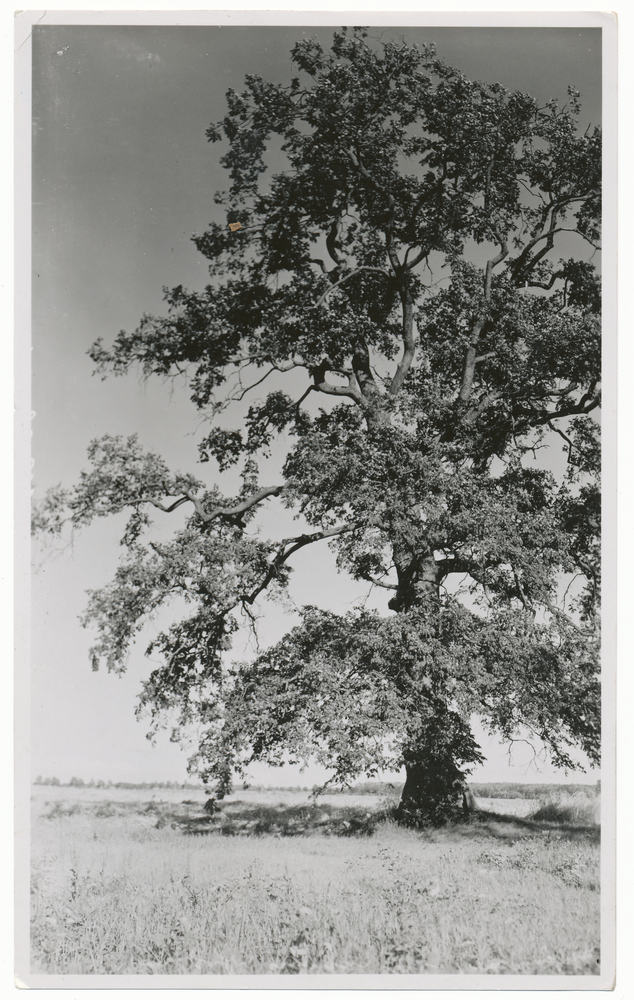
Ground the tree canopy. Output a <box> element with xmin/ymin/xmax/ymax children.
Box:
<box><xmin>33</xmin><ymin>28</ymin><xmax>601</xmax><ymax>822</ymax></box>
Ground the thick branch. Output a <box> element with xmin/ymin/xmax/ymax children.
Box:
<box><xmin>358</xmin><ymin>571</ymin><xmax>398</xmax><ymax>590</ymax></box>
<box><xmin>350</xmin><ymin>338</ymin><xmax>379</xmax><ymax>399</ymax></box>
<box><xmin>310</xmin><ymin>258</ymin><xmax>336</xmax><ymax>277</ymax></box>
<box><xmin>526</xmin><ymin>395</ymin><xmax>600</xmax><ymax>428</ymax></box>
<box><xmin>326</xmin><ymin>214</ymin><xmax>345</xmax><ymax>267</ymax></box>
<box><xmin>191</xmin><ymin>485</ymin><xmax>285</xmax><ymax>526</ymax></box>
<box><xmin>119</xmin><ymin>485</ymin><xmax>285</xmax><ymax>527</ymax></box>
<box><xmin>459</xmin><ymin>240</ymin><xmax>508</xmax><ymax>402</ymax></box>
<box><xmin>464</xmin><ymin>389</ymin><xmax>504</xmax><ymax>425</ymax></box>
<box><xmin>343</xmin><ymin>146</ymin><xmax>395</xmax><ymax>211</ymax></box>
<box><xmin>116</xmin><ymin>495</ymin><xmax>191</xmax><ymax>515</ymax></box>
<box><xmin>389</xmin><ymin>285</ymin><xmax>417</xmax><ymax>396</ymax></box>
<box><xmin>384</xmin><ymin>223</ymin><xmax>402</xmax><ymax>276</ymax></box>
<box><xmin>270</xmin><ymin>357</ymin><xmax>307</xmax><ymax>373</ymax></box>
<box><xmin>314</xmin><ymin>266</ymin><xmax>390</xmax><ymax>309</ymax></box>
<box><xmin>310</xmin><ymin>360</ymin><xmax>364</xmax><ymax>406</ymax></box>
<box><xmin>432</xmin><ymin>553</ymin><xmax>484</xmax><ymax>581</ymax></box>
<box><xmin>403</xmin><ymin>246</ymin><xmax>429</xmax><ymax>272</ymax></box>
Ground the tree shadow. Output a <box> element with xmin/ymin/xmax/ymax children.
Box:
<box><xmin>45</xmin><ymin>796</ymin><xmax>599</xmax><ymax>843</ymax></box>
<box><xmin>173</xmin><ymin>799</ymin><xmax>379</xmax><ymax>838</ymax></box>
<box><xmin>159</xmin><ymin>800</ymin><xmax>600</xmax><ymax>843</ymax></box>
<box><xmin>463</xmin><ymin>808</ymin><xmax>600</xmax><ymax>844</ymax></box>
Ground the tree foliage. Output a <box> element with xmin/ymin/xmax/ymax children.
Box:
<box><xmin>34</xmin><ymin>29</ymin><xmax>601</xmax><ymax>822</ymax></box>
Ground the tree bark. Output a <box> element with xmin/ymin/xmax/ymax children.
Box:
<box><xmin>388</xmin><ymin>552</ymin><xmax>441</xmax><ymax>613</ymax></box>
<box><xmin>388</xmin><ymin>550</ymin><xmax>482</xmax><ymax>826</ymax></box>
<box><xmin>396</xmin><ymin>760</ymin><xmax>469</xmax><ymax>826</ymax></box>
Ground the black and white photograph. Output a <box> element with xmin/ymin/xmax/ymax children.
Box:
<box><xmin>18</xmin><ymin>10</ymin><xmax>616</xmax><ymax>988</ymax></box>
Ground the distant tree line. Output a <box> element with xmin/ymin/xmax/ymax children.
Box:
<box><xmin>33</xmin><ymin>777</ymin><xmax>205</xmax><ymax>790</ymax></box>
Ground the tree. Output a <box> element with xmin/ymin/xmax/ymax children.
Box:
<box><xmin>33</xmin><ymin>28</ymin><xmax>601</xmax><ymax>824</ymax></box>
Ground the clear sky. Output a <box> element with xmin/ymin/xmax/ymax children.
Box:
<box><xmin>31</xmin><ymin>24</ymin><xmax>602</xmax><ymax>786</ymax></box>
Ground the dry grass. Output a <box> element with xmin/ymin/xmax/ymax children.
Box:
<box><xmin>30</xmin><ymin>786</ymin><xmax>600</xmax><ymax>977</ymax></box>
<box><xmin>528</xmin><ymin>792</ymin><xmax>601</xmax><ymax>827</ymax></box>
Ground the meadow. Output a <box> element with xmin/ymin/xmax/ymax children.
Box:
<box><xmin>30</xmin><ymin>783</ymin><xmax>601</xmax><ymax>977</ymax></box>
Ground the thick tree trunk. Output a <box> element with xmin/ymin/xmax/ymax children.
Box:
<box><xmin>388</xmin><ymin>550</ymin><xmax>482</xmax><ymax>826</ymax></box>
<box><xmin>388</xmin><ymin>550</ymin><xmax>441</xmax><ymax>613</ymax></box>
<box><xmin>395</xmin><ymin>759</ymin><xmax>474</xmax><ymax>827</ymax></box>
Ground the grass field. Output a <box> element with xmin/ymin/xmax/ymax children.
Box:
<box><xmin>30</xmin><ymin>783</ymin><xmax>601</xmax><ymax>977</ymax></box>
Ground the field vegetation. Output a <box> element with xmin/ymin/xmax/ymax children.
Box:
<box><xmin>30</xmin><ymin>783</ymin><xmax>600</xmax><ymax>977</ymax></box>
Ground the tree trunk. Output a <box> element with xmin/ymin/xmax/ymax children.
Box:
<box><xmin>388</xmin><ymin>550</ymin><xmax>441</xmax><ymax>614</ymax></box>
<box><xmin>395</xmin><ymin>758</ymin><xmax>474</xmax><ymax>827</ymax></box>
<box><xmin>388</xmin><ymin>550</ymin><xmax>483</xmax><ymax>826</ymax></box>
<box><xmin>395</xmin><ymin>707</ymin><xmax>482</xmax><ymax>826</ymax></box>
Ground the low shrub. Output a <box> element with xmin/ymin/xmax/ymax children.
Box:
<box><xmin>43</xmin><ymin>802</ymin><xmax>83</xmax><ymax>820</ymax></box>
<box><xmin>528</xmin><ymin>793</ymin><xmax>600</xmax><ymax>827</ymax></box>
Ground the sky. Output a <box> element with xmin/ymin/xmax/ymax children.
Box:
<box><xmin>29</xmin><ymin>24</ymin><xmax>603</xmax><ymax>786</ymax></box>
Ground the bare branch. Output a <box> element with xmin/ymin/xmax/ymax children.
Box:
<box><xmin>553</xmin><ymin>227</ymin><xmax>601</xmax><ymax>252</ymax></box>
<box><xmin>459</xmin><ymin>240</ymin><xmax>508</xmax><ymax>402</ymax></box>
<box><xmin>403</xmin><ymin>246</ymin><xmax>429</xmax><ymax>272</ymax></box>
<box><xmin>314</xmin><ymin>266</ymin><xmax>390</xmax><ymax>309</ymax></box>
<box><xmin>310</xmin><ymin>359</ymin><xmax>364</xmax><ymax>406</ymax></box>
<box><xmin>359</xmin><ymin>573</ymin><xmax>398</xmax><ymax>590</ymax></box>
<box><xmin>310</xmin><ymin>258</ymin><xmax>334</xmax><ymax>276</ymax></box>
<box><xmin>233</xmin><ymin>366</ymin><xmax>278</xmax><ymax>401</ymax></box>
<box><xmin>464</xmin><ymin>389</ymin><xmax>504</xmax><ymax>425</ymax></box>
<box><xmin>113</xmin><ymin>494</ymin><xmax>190</xmax><ymax>515</ymax></box>
<box><xmin>389</xmin><ymin>286</ymin><xmax>417</xmax><ymax>396</ymax></box>
<box><xmin>116</xmin><ymin>485</ymin><xmax>285</xmax><ymax>526</ymax></box>
<box><xmin>326</xmin><ymin>214</ymin><xmax>346</xmax><ymax>267</ymax></box>
<box><xmin>510</xmin><ymin>190</ymin><xmax>597</xmax><ymax>283</ymax></box>
<box><xmin>241</xmin><ymin>521</ymin><xmax>362</xmax><ymax>606</ymax></box>
<box><xmin>547</xmin><ymin>420</ymin><xmax>576</xmax><ymax>454</ymax></box>
<box><xmin>541</xmin><ymin>598</ymin><xmax>597</xmax><ymax>637</ymax></box>
<box><xmin>199</xmin><ymin>485</ymin><xmax>285</xmax><ymax>525</ymax></box>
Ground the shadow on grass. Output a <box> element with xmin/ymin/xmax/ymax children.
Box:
<box><xmin>176</xmin><ymin>800</ymin><xmax>378</xmax><ymax>838</ymax></box>
<box><xmin>160</xmin><ymin>800</ymin><xmax>600</xmax><ymax>843</ymax></box>
<box><xmin>464</xmin><ymin>808</ymin><xmax>600</xmax><ymax>844</ymax></box>
<box><xmin>40</xmin><ymin>797</ymin><xmax>599</xmax><ymax>843</ymax></box>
